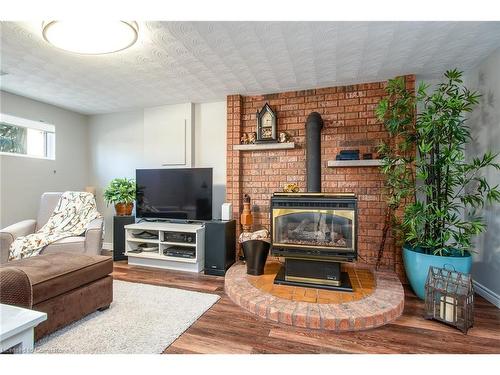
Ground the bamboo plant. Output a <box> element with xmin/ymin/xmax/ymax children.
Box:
<box><xmin>375</xmin><ymin>77</ymin><xmax>417</xmax><ymax>268</ymax></box>
<box><xmin>377</xmin><ymin>69</ymin><xmax>500</xmax><ymax>258</ymax></box>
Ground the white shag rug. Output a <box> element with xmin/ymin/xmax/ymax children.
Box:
<box><xmin>35</xmin><ymin>280</ymin><xmax>220</xmax><ymax>354</ymax></box>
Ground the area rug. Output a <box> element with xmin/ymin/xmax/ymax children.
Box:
<box><xmin>34</xmin><ymin>280</ymin><xmax>220</xmax><ymax>354</ymax></box>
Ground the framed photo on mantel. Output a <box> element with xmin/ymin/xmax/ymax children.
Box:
<box><xmin>256</xmin><ymin>103</ymin><xmax>277</xmax><ymax>143</ymax></box>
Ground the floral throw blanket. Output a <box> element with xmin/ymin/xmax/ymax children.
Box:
<box><xmin>9</xmin><ymin>191</ymin><xmax>102</xmax><ymax>261</ymax></box>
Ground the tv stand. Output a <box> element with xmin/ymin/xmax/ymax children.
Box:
<box><xmin>138</xmin><ymin>218</ymin><xmax>204</xmax><ymax>225</ymax></box>
<box><xmin>138</xmin><ymin>218</ymin><xmax>173</xmax><ymax>223</ymax></box>
<box><xmin>124</xmin><ymin>221</ymin><xmax>205</xmax><ymax>272</ymax></box>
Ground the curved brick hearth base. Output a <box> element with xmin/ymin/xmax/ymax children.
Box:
<box><xmin>225</xmin><ymin>262</ymin><xmax>405</xmax><ymax>331</ymax></box>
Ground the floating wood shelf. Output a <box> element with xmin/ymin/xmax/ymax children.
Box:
<box><xmin>327</xmin><ymin>159</ymin><xmax>383</xmax><ymax>167</ymax></box>
<box><xmin>233</xmin><ymin>142</ymin><xmax>295</xmax><ymax>151</ymax></box>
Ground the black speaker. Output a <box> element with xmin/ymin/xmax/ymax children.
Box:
<box><xmin>204</xmin><ymin>220</ymin><xmax>236</xmax><ymax>276</ymax></box>
<box><xmin>113</xmin><ymin>215</ymin><xmax>135</xmax><ymax>261</ymax></box>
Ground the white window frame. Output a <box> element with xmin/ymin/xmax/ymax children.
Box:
<box><xmin>0</xmin><ymin>113</ymin><xmax>56</xmax><ymax>160</ymax></box>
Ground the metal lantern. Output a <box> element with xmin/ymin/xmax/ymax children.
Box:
<box><xmin>424</xmin><ymin>266</ymin><xmax>474</xmax><ymax>334</ymax></box>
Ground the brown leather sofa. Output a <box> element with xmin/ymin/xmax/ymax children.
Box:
<box><xmin>0</xmin><ymin>253</ymin><xmax>113</xmax><ymax>340</ymax></box>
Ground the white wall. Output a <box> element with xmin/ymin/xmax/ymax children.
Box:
<box><xmin>194</xmin><ymin>102</ymin><xmax>227</xmax><ymax>220</ymax></box>
<box><xmin>144</xmin><ymin>103</ymin><xmax>195</xmax><ymax>167</ymax></box>
<box><xmin>88</xmin><ymin>101</ymin><xmax>227</xmax><ymax>244</ymax></box>
<box><xmin>0</xmin><ymin>91</ymin><xmax>89</xmax><ymax>227</ymax></box>
<box><xmin>464</xmin><ymin>48</ymin><xmax>500</xmax><ymax>306</ymax></box>
<box><xmin>88</xmin><ymin>109</ymin><xmax>144</xmax><ymax>240</ymax></box>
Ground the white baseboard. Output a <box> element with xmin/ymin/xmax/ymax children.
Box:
<box><xmin>473</xmin><ymin>280</ymin><xmax>500</xmax><ymax>308</ymax></box>
<box><xmin>102</xmin><ymin>242</ymin><xmax>113</xmax><ymax>251</ymax></box>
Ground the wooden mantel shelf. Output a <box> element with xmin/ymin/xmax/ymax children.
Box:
<box><xmin>327</xmin><ymin>159</ymin><xmax>383</xmax><ymax>167</ymax></box>
<box><xmin>233</xmin><ymin>142</ymin><xmax>296</xmax><ymax>151</ymax></box>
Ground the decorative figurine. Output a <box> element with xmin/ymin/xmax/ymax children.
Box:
<box><xmin>283</xmin><ymin>183</ymin><xmax>299</xmax><ymax>193</ymax></box>
<box><xmin>240</xmin><ymin>133</ymin><xmax>249</xmax><ymax>144</ymax></box>
<box><xmin>248</xmin><ymin>132</ymin><xmax>257</xmax><ymax>144</ymax></box>
<box><xmin>279</xmin><ymin>132</ymin><xmax>291</xmax><ymax>143</ymax></box>
<box><xmin>240</xmin><ymin>194</ymin><xmax>253</xmax><ymax>232</ymax></box>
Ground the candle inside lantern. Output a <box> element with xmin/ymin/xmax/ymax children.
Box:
<box><xmin>439</xmin><ymin>295</ymin><xmax>457</xmax><ymax>322</ymax></box>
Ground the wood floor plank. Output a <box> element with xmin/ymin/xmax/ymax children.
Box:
<box><xmin>390</xmin><ymin>315</ymin><xmax>500</xmax><ymax>340</ymax></box>
<box><xmin>112</xmin><ymin>261</ymin><xmax>500</xmax><ymax>354</ymax></box>
<box><xmin>168</xmin><ymin>332</ymin><xmax>255</xmax><ymax>354</ymax></box>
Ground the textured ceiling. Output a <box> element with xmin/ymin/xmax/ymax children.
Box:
<box><xmin>1</xmin><ymin>21</ymin><xmax>500</xmax><ymax>115</ymax></box>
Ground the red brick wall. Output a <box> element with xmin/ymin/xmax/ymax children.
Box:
<box><xmin>227</xmin><ymin>76</ymin><xmax>415</xmax><ymax>279</ymax></box>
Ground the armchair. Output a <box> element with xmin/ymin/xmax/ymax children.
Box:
<box><xmin>0</xmin><ymin>192</ymin><xmax>104</xmax><ymax>264</ymax></box>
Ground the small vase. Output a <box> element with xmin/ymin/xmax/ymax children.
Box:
<box><xmin>115</xmin><ymin>202</ymin><xmax>134</xmax><ymax>216</ymax></box>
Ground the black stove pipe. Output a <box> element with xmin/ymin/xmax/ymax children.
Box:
<box><xmin>305</xmin><ymin>112</ymin><xmax>324</xmax><ymax>193</ymax></box>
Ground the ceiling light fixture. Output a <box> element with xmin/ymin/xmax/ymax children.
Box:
<box><xmin>42</xmin><ymin>21</ymin><xmax>138</xmax><ymax>55</ymax></box>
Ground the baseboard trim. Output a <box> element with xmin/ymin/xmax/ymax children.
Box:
<box><xmin>473</xmin><ymin>280</ymin><xmax>500</xmax><ymax>308</ymax></box>
<box><xmin>102</xmin><ymin>242</ymin><xmax>113</xmax><ymax>251</ymax></box>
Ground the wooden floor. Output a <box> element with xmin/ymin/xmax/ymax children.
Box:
<box><xmin>112</xmin><ymin>261</ymin><xmax>500</xmax><ymax>354</ymax></box>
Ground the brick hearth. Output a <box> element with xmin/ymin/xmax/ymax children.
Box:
<box><xmin>226</xmin><ymin>76</ymin><xmax>415</xmax><ymax>279</ymax></box>
<box><xmin>225</xmin><ymin>262</ymin><xmax>405</xmax><ymax>331</ymax></box>
<box><xmin>247</xmin><ymin>262</ymin><xmax>375</xmax><ymax>303</ymax></box>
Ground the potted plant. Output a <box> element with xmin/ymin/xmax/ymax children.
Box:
<box><xmin>377</xmin><ymin>70</ymin><xmax>500</xmax><ymax>299</ymax></box>
<box><xmin>103</xmin><ymin>178</ymin><xmax>136</xmax><ymax>216</ymax></box>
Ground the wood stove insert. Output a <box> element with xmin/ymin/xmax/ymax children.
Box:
<box><xmin>271</xmin><ymin>193</ymin><xmax>357</xmax><ymax>291</ymax></box>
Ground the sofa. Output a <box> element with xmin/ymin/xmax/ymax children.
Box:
<box><xmin>0</xmin><ymin>192</ymin><xmax>104</xmax><ymax>265</ymax></box>
<box><xmin>0</xmin><ymin>252</ymin><xmax>113</xmax><ymax>340</ymax></box>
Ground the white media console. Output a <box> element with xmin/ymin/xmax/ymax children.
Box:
<box><xmin>124</xmin><ymin>222</ymin><xmax>205</xmax><ymax>272</ymax></box>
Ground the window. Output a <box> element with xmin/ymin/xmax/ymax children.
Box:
<box><xmin>0</xmin><ymin>114</ymin><xmax>55</xmax><ymax>159</ymax></box>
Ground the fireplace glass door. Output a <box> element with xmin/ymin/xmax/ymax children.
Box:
<box><xmin>272</xmin><ymin>209</ymin><xmax>355</xmax><ymax>252</ymax></box>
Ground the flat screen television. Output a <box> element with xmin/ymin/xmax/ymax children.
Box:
<box><xmin>136</xmin><ymin>168</ymin><xmax>213</xmax><ymax>221</ymax></box>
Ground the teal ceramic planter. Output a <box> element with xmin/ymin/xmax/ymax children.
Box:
<box><xmin>402</xmin><ymin>245</ymin><xmax>472</xmax><ymax>300</ymax></box>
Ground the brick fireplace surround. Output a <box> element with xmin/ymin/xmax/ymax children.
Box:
<box><xmin>226</xmin><ymin>75</ymin><xmax>415</xmax><ymax>280</ymax></box>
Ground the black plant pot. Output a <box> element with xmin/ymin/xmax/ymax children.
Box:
<box><xmin>242</xmin><ymin>240</ymin><xmax>270</xmax><ymax>276</ymax></box>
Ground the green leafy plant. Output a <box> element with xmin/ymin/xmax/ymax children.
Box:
<box><xmin>375</xmin><ymin>76</ymin><xmax>417</xmax><ymax>268</ymax></box>
<box><xmin>377</xmin><ymin>69</ymin><xmax>500</xmax><ymax>257</ymax></box>
<box><xmin>103</xmin><ymin>178</ymin><xmax>136</xmax><ymax>205</ymax></box>
<box><xmin>0</xmin><ymin>123</ymin><xmax>27</xmax><ymax>154</ymax></box>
